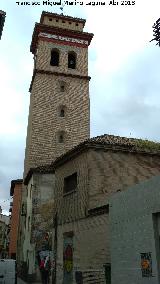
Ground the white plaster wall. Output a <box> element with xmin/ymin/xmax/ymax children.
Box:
<box><xmin>110</xmin><ymin>176</ymin><xmax>160</xmax><ymax>284</ymax></box>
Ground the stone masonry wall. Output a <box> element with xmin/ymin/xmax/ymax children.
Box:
<box><xmin>9</xmin><ymin>182</ymin><xmax>22</xmax><ymax>257</ymax></box>
<box><xmin>56</xmin><ymin>214</ymin><xmax>109</xmax><ymax>284</ymax></box>
<box><xmin>88</xmin><ymin>149</ymin><xmax>160</xmax><ymax>208</ymax></box>
<box><xmin>55</xmin><ymin>151</ymin><xmax>89</xmax><ymax>223</ymax></box>
<box><xmin>54</xmin><ymin>147</ymin><xmax>160</xmax><ymax>282</ymax></box>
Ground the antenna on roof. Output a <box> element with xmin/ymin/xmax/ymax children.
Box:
<box><xmin>60</xmin><ymin>3</ymin><xmax>65</xmax><ymax>15</ymax></box>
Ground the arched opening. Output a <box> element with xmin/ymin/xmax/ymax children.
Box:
<box><xmin>57</xmin><ymin>131</ymin><xmax>65</xmax><ymax>143</ymax></box>
<box><xmin>60</xmin><ymin>109</ymin><xmax>65</xmax><ymax>117</ymax></box>
<box><xmin>58</xmin><ymin>105</ymin><xmax>66</xmax><ymax>118</ymax></box>
<box><xmin>68</xmin><ymin>52</ymin><xmax>76</xmax><ymax>69</ymax></box>
<box><xmin>59</xmin><ymin>81</ymin><xmax>67</xmax><ymax>92</ymax></box>
<box><xmin>59</xmin><ymin>134</ymin><xmax>64</xmax><ymax>143</ymax></box>
<box><xmin>50</xmin><ymin>49</ymin><xmax>59</xmax><ymax>66</ymax></box>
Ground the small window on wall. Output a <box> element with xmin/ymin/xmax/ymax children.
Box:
<box><xmin>60</xmin><ymin>109</ymin><xmax>65</xmax><ymax>117</ymax></box>
<box><xmin>58</xmin><ymin>105</ymin><xmax>66</xmax><ymax>118</ymax></box>
<box><xmin>58</xmin><ymin>131</ymin><xmax>65</xmax><ymax>143</ymax></box>
<box><xmin>64</xmin><ymin>172</ymin><xmax>77</xmax><ymax>194</ymax></box>
<box><xmin>59</xmin><ymin>134</ymin><xmax>64</xmax><ymax>143</ymax></box>
<box><xmin>68</xmin><ymin>52</ymin><xmax>76</xmax><ymax>69</ymax></box>
<box><xmin>59</xmin><ymin>81</ymin><xmax>66</xmax><ymax>92</ymax></box>
<box><xmin>50</xmin><ymin>49</ymin><xmax>59</xmax><ymax>66</ymax></box>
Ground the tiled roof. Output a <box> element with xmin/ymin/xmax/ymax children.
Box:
<box><xmin>25</xmin><ymin>134</ymin><xmax>160</xmax><ymax>181</ymax></box>
<box><xmin>87</xmin><ymin>134</ymin><xmax>138</xmax><ymax>146</ymax></box>
<box><xmin>52</xmin><ymin>134</ymin><xmax>160</xmax><ymax>168</ymax></box>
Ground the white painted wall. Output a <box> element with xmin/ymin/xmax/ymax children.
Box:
<box><xmin>110</xmin><ymin>176</ymin><xmax>160</xmax><ymax>284</ymax></box>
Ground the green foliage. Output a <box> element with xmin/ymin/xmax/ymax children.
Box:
<box><xmin>135</xmin><ymin>139</ymin><xmax>160</xmax><ymax>152</ymax></box>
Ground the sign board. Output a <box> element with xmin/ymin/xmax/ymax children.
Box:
<box><xmin>141</xmin><ymin>252</ymin><xmax>152</xmax><ymax>277</ymax></box>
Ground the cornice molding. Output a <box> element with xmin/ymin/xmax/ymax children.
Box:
<box><xmin>29</xmin><ymin>69</ymin><xmax>91</xmax><ymax>92</ymax></box>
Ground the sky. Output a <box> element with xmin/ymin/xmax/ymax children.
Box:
<box><xmin>1</xmin><ymin>0</ymin><xmax>160</xmax><ymax>214</ymax></box>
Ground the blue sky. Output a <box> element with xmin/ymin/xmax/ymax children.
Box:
<box><xmin>1</xmin><ymin>0</ymin><xmax>160</xmax><ymax>214</ymax></box>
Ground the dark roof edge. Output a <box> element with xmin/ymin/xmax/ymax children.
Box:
<box><xmin>10</xmin><ymin>179</ymin><xmax>23</xmax><ymax>196</ymax></box>
<box><xmin>24</xmin><ymin>164</ymin><xmax>54</xmax><ymax>185</ymax></box>
<box><xmin>52</xmin><ymin>138</ymin><xmax>160</xmax><ymax>169</ymax></box>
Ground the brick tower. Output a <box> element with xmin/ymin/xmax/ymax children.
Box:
<box><xmin>24</xmin><ymin>11</ymin><xmax>93</xmax><ymax>176</ymax></box>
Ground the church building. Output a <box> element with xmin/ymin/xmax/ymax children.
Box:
<box><xmin>16</xmin><ymin>10</ymin><xmax>160</xmax><ymax>284</ymax></box>
<box><xmin>17</xmin><ymin>10</ymin><xmax>94</xmax><ymax>282</ymax></box>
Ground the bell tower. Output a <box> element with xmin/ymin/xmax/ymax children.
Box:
<box><xmin>24</xmin><ymin>11</ymin><xmax>93</xmax><ymax>176</ymax></box>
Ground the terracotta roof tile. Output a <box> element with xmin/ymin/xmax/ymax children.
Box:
<box><xmin>52</xmin><ymin>134</ymin><xmax>160</xmax><ymax>168</ymax></box>
<box><xmin>25</xmin><ymin>134</ymin><xmax>160</xmax><ymax>180</ymax></box>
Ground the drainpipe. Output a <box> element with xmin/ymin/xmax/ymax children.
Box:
<box><xmin>52</xmin><ymin>213</ymin><xmax>58</xmax><ymax>284</ymax></box>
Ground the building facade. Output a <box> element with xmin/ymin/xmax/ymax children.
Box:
<box><xmin>52</xmin><ymin>134</ymin><xmax>160</xmax><ymax>284</ymax></box>
<box><xmin>17</xmin><ymin>12</ymin><xmax>93</xmax><ymax>277</ymax></box>
<box><xmin>9</xmin><ymin>179</ymin><xmax>22</xmax><ymax>259</ymax></box>
<box><xmin>0</xmin><ymin>207</ymin><xmax>10</xmax><ymax>259</ymax></box>
<box><xmin>110</xmin><ymin>176</ymin><xmax>160</xmax><ymax>284</ymax></box>
<box><xmin>21</xmin><ymin>166</ymin><xmax>54</xmax><ymax>281</ymax></box>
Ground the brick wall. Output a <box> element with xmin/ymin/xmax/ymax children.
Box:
<box><xmin>36</xmin><ymin>40</ymin><xmax>88</xmax><ymax>75</ymax></box>
<box><xmin>9</xmin><ymin>182</ymin><xmax>22</xmax><ymax>257</ymax></box>
<box><xmin>42</xmin><ymin>15</ymin><xmax>84</xmax><ymax>32</ymax></box>
<box><xmin>54</xmin><ymin>147</ymin><xmax>160</xmax><ymax>282</ymax></box>
<box><xmin>24</xmin><ymin>32</ymin><xmax>90</xmax><ymax>177</ymax></box>
<box><xmin>55</xmin><ymin>151</ymin><xmax>89</xmax><ymax>223</ymax></box>
<box><xmin>56</xmin><ymin>214</ymin><xmax>109</xmax><ymax>284</ymax></box>
<box><xmin>88</xmin><ymin>149</ymin><xmax>160</xmax><ymax>208</ymax></box>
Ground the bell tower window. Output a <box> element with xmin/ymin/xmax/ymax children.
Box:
<box><xmin>68</xmin><ymin>52</ymin><xmax>76</xmax><ymax>69</ymax></box>
<box><xmin>50</xmin><ymin>49</ymin><xmax>59</xmax><ymax>66</ymax></box>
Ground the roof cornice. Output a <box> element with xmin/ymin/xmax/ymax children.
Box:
<box><xmin>30</xmin><ymin>23</ymin><xmax>93</xmax><ymax>54</ymax></box>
